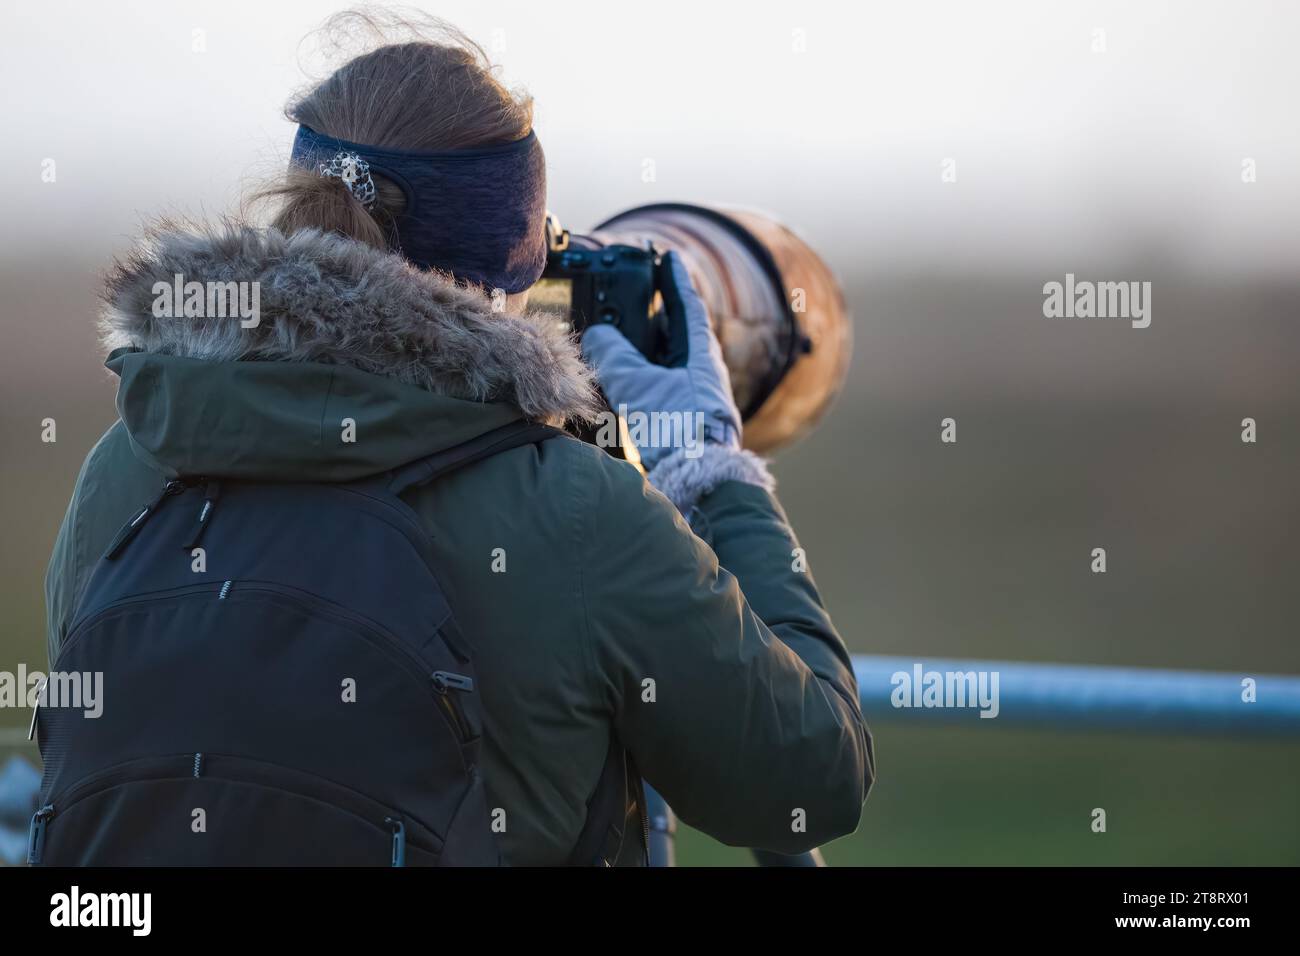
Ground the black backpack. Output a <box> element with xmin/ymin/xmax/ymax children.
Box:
<box><xmin>30</xmin><ymin>419</ymin><xmax>640</xmax><ymax>866</ymax></box>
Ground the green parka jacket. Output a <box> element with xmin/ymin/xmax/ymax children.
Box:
<box><xmin>45</xmin><ymin>225</ymin><xmax>873</xmax><ymax>865</ymax></box>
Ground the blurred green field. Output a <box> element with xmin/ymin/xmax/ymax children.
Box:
<box><xmin>678</xmin><ymin>726</ymin><xmax>1300</xmax><ymax>865</ymax></box>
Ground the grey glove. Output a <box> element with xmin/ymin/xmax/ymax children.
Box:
<box><xmin>582</xmin><ymin>252</ymin><xmax>772</xmax><ymax>512</ymax></box>
<box><xmin>581</xmin><ymin>252</ymin><xmax>742</xmax><ymax>468</ymax></box>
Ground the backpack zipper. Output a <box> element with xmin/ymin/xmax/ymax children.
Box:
<box><xmin>386</xmin><ymin>817</ymin><xmax>407</xmax><ymax>867</ymax></box>
<box><xmin>27</xmin><ymin>804</ymin><xmax>55</xmax><ymax>865</ymax></box>
<box><xmin>431</xmin><ymin>671</ymin><xmax>476</xmax><ymax>742</ymax></box>
<box><xmin>55</xmin><ymin>582</ymin><xmax>224</xmax><ymax>668</ymax></box>
<box><xmin>32</xmin><ymin>754</ymin><xmax>442</xmax><ymax>864</ymax></box>
<box><xmin>60</xmin><ymin>580</ymin><xmax>476</xmax><ymax>747</ymax></box>
<box><xmin>26</xmin><ymin>677</ymin><xmax>46</xmax><ymax>741</ymax></box>
<box><xmin>182</xmin><ymin>479</ymin><xmax>222</xmax><ymax>551</ymax></box>
<box><xmin>105</xmin><ymin>479</ymin><xmax>187</xmax><ymax>560</ymax></box>
<box><xmin>238</xmin><ymin>583</ymin><xmax>429</xmax><ymax>683</ymax></box>
<box><xmin>238</xmin><ymin>583</ymin><xmax>477</xmax><ymax>745</ymax></box>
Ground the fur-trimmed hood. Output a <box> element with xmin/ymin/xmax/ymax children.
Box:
<box><xmin>100</xmin><ymin>222</ymin><xmax>600</xmax><ymax>425</ymax></box>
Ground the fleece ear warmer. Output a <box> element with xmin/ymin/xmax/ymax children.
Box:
<box><xmin>291</xmin><ymin>125</ymin><xmax>548</xmax><ymax>294</ymax></box>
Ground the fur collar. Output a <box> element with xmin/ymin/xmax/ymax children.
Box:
<box><xmin>99</xmin><ymin>222</ymin><xmax>600</xmax><ymax>424</ymax></box>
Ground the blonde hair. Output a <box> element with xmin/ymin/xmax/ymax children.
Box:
<box><xmin>254</xmin><ymin>9</ymin><xmax>533</xmax><ymax>251</ymax></box>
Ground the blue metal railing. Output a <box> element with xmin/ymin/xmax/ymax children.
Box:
<box><xmin>652</xmin><ymin>657</ymin><xmax>1300</xmax><ymax>865</ymax></box>
<box><xmin>852</xmin><ymin>655</ymin><xmax>1300</xmax><ymax>735</ymax></box>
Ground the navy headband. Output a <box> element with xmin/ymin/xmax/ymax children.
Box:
<box><xmin>290</xmin><ymin>125</ymin><xmax>548</xmax><ymax>294</ymax></box>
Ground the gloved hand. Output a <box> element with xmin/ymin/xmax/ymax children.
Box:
<box><xmin>581</xmin><ymin>252</ymin><xmax>743</xmax><ymax>471</ymax></box>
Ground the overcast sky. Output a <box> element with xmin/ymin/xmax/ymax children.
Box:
<box><xmin>3</xmin><ymin>0</ymin><xmax>1297</xmax><ymax>278</ymax></box>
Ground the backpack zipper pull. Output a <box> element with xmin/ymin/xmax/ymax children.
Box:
<box><xmin>432</xmin><ymin>672</ymin><xmax>476</xmax><ymax>742</ymax></box>
<box><xmin>106</xmin><ymin>479</ymin><xmax>186</xmax><ymax>560</ymax></box>
<box><xmin>386</xmin><ymin>817</ymin><xmax>406</xmax><ymax>867</ymax></box>
<box><xmin>26</xmin><ymin>677</ymin><xmax>46</xmax><ymax>741</ymax></box>
<box><xmin>182</xmin><ymin>479</ymin><xmax>222</xmax><ymax>551</ymax></box>
<box><xmin>431</xmin><ymin>671</ymin><xmax>474</xmax><ymax>693</ymax></box>
<box><xmin>27</xmin><ymin>804</ymin><xmax>54</xmax><ymax>865</ymax></box>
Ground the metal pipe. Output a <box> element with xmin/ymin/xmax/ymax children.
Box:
<box><xmin>643</xmin><ymin>783</ymin><xmax>677</xmax><ymax>867</ymax></box>
<box><xmin>853</xmin><ymin>655</ymin><xmax>1300</xmax><ymax>735</ymax></box>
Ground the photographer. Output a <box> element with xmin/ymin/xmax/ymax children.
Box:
<box><xmin>40</xmin><ymin>12</ymin><xmax>872</xmax><ymax>866</ymax></box>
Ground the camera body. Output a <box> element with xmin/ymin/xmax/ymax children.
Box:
<box><xmin>530</xmin><ymin>218</ymin><xmax>666</xmax><ymax>362</ymax></box>
<box><xmin>532</xmin><ymin>204</ymin><xmax>848</xmax><ymax>454</ymax></box>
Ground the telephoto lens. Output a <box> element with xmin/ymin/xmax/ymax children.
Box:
<box><xmin>591</xmin><ymin>203</ymin><xmax>852</xmax><ymax>454</ymax></box>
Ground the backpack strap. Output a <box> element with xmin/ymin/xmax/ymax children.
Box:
<box><xmin>385</xmin><ymin>420</ymin><xmax>566</xmax><ymax>496</ymax></box>
<box><xmin>379</xmin><ymin>418</ymin><xmax>645</xmax><ymax>864</ymax></box>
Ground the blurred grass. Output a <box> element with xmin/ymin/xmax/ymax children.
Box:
<box><xmin>676</xmin><ymin>725</ymin><xmax>1300</xmax><ymax>865</ymax></box>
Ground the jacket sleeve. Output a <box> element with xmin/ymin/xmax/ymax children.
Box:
<box><xmin>45</xmin><ymin>422</ymin><xmax>147</xmax><ymax>667</ymax></box>
<box><xmin>45</xmin><ymin>440</ymin><xmax>97</xmax><ymax>667</ymax></box>
<box><xmin>578</xmin><ymin>450</ymin><xmax>874</xmax><ymax>853</ymax></box>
